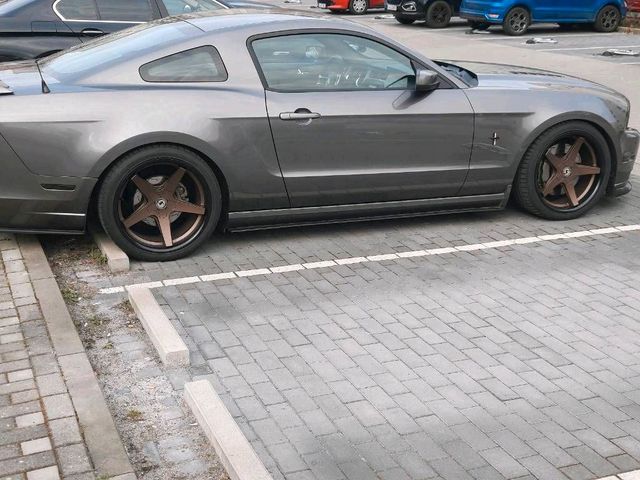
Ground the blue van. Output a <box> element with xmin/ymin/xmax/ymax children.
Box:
<box><xmin>460</xmin><ymin>0</ymin><xmax>628</xmax><ymax>35</ymax></box>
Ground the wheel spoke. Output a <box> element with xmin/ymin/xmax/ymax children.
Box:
<box><xmin>565</xmin><ymin>182</ymin><xmax>579</xmax><ymax>207</ymax></box>
<box><xmin>172</xmin><ymin>200</ymin><xmax>205</xmax><ymax>216</ymax></box>
<box><xmin>131</xmin><ymin>175</ymin><xmax>158</xmax><ymax>200</ymax></box>
<box><xmin>162</xmin><ymin>167</ymin><xmax>186</xmax><ymax>196</ymax></box>
<box><xmin>123</xmin><ymin>204</ymin><xmax>153</xmax><ymax>228</ymax></box>
<box><xmin>545</xmin><ymin>152</ymin><xmax>564</xmax><ymax>170</ymax></box>
<box><xmin>157</xmin><ymin>215</ymin><xmax>174</xmax><ymax>248</ymax></box>
<box><xmin>573</xmin><ymin>164</ymin><xmax>601</xmax><ymax>176</ymax></box>
<box><xmin>564</xmin><ymin>137</ymin><xmax>585</xmax><ymax>164</ymax></box>
<box><xmin>542</xmin><ymin>173</ymin><xmax>564</xmax><ymax>196</ymax></box>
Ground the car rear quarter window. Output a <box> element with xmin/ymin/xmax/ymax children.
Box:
<box><xmin>162</xmin><ymin>0</ymin><xmax>225</xmax><ymax>16</ymax></box>
<box><xmin>96</xmin><ymin>0</ymin><xmax>154</xmax><ymax>22</ymax></box>
<box><xmin>55</xmin><ymin>0</ymin><xmax>99</xmax><ymax>20</ymax></box>
<box><xmin>139</xmin><ymin>46</ymin><xmax>227</xmax><ymax>82</ymax></box>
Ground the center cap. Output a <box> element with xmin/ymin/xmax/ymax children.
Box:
<box><xmin>155</xmin><ymin>198</ymin><xmax>168</xmax><ymax>210</ymax></box>
<box><xmin>562</xmin><ymin>166</ymin><xmax>572</xmax><ymax>177</ymax></box>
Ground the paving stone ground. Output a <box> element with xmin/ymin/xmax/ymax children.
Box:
<box><xmin>55</xmin><ymin>179</ymin><xmax>640</xmax><ymax>480</ymax></box>
<box><xmin>152</xmin><ymin>222</ymin><xmax>640</xmax><ymax>480</ymax></box>
<box><xmin>0</xmin><ymin>235</ymin><xmax>94</xmax><ymax>480</ymax></box>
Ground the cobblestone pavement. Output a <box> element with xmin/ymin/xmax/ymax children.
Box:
<box><xmin>0</xmin><ymin>235</ymin><xmax>94</xmax><ymax>480</ymax></box>
<box><xmin>57</xmin><ymin>181</ymin><xmax>640</xmax><ymax>480</ymax></box>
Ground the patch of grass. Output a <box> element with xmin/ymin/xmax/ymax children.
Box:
<box><xmin>102</xmin><ymin>341</ymin><xmax>114</xmax><ymax>350</ymax></box>
<box><xmin>60</xmin><ymin>286</ymin><xmax>80</xmax><ymax>304</ymax></box>
<box><xmin>125</xmin><ymin>408</ymin><xmax>144</xmax><ymax>422</ymax></box>
<box><xmin>87</xmin><ymin>314</ymin><xmax>108</xmax><ymax>328</ymax></box>
<box><xmin>89</xmin><ymin>247</ymin><xmax>108</xmax><ymax>266</ymax></box>
<box><xmin>118</xmin><ymin>300</ymin><xmax>134</xmax><ymax>314</ymax></box>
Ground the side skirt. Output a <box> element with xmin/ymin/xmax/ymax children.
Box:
<box><xmin>226</xmin><ymin>192</ymin><xmax>507</xmax><ymax>232</ymax></box>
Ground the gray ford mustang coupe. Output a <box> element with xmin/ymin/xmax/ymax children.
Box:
<box><xmin>0</xmin><ymin>10</ymin><xmax>637</xmax><ymax>261</ymax></box>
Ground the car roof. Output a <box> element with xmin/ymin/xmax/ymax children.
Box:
<box><xmin>180</xmin><ymin>9</ymin><xmax>375</xmax><ymax>35</ymax></box>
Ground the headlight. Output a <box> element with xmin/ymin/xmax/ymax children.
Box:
<box><xmin>402</xmin><ymin>1</ymin><xmax>417</xmax><ymax>11</ymax></box>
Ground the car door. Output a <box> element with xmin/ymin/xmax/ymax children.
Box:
<box><xmin>54</xmin><ymin>0</ymin><xmax>158</xmax><ymax>40</ymax></box>
<box><xmin>251</xmin><ymin>33</ymin><xmax>474</xmax><ymax>208</ymax></box>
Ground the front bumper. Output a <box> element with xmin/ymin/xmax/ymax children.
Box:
<box><xmin>459</xmin><ymin>8</ymin><xmax>503</xmax><ymax>23</ymax></box>
<box><xmin>610</xmin><ymin>128</ymin><xmax>639</xmax><ymax>196</ymax></box>
<box><xmin>317</xmin><ymin>0</ymin><xmax>347</xmax><ymax>9</ymax></box>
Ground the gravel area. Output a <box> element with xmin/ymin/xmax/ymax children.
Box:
<box><xmin>44</xmin><ymin>235</ymin><xmax>228</xmax><ymax>480</ymax></box>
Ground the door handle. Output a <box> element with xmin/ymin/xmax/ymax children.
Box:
<box><xmin>279</xmin><ymin>111</ymin><xmax>321</xmax><ymax>121</ymax></box>
<box><xmin>81</xmin><ymin>28</ymin><xmax>104</xmax><ymax>36</ymax></box>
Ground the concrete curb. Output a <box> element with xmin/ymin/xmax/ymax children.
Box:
<box><xmin>91</xmin><ymin>229</ymin><xmax>130</xmax><ymax>273</ymax></box>
<box><xmin>184</xmin><ymin>380</ymin><xmax>273</xmax><ymax>480</ymax></box>
<box><xmin>127</xmin><ymin>286</ymin><xmax>190</xmax><ymax>367</ymax></box>
<box><xmin>17</xmin><ymin>235</ymin><xmax>136</xmax><ymax>479</ymax></box>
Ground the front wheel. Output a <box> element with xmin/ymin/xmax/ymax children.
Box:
<box><xmin>513</xmin><ymin>122</ymin><xmax>611</xmax><ymax>220</ymax></box>
<box><xmin>594</xmin><ymin>5</ymin><xmax>621</xmax><ymax>32</ymax></box>
<box><xmin>98</xmin><ymin>145</ymin><xmax>221</xmax><ymax>262</ymax></box>
<box><xmin>425</xmin><ymin>0</ymin><xmax>452</xmax><ymax>28</ymax></box>
<box><xmin>349</xmin><ymin>0</ymin><xmax>368</xmax><ymax>14</ymax></box>
<box><xmin>503</xmin><ymin>7</ymin><xmax>530</xmax><ymax>35</ymax></box>
<box><xmin>395</xmin><ymin>16</ymin><xmax>416</xmax><ymax>24</ymax></box>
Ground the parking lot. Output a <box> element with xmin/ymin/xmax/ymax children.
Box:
<box><xmin>33</xmin><ymin>8</ymin><xmax>640</xmax><ymax>480</ymax></box>
<box><xmin>378</xmin><ymin>18</ymin><xmax>640</xmax><ymax>65</ymax></box>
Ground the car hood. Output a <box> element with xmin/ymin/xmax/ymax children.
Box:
<box><xmin>444</xmin><ymin>60</ymin><xmax>628</xmax><ymax>102</ymax></box>
<box><xmin>0</xmin><ymin>60</ymin><xmax>44</xmax><ymax>96</ymax></box>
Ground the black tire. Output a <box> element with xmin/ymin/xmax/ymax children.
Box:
<box><xmin>594</xmin><ymin>5</ymin><xmax>621</xmax><ymax>32</ymax></box>
<box><xmin>468</xmin><ymin>20</ymin><xmax>490</xmax><ymax>30</ymax></box>
<box><xmin>513</xmin><ymin>121</ymin><xmax>611</xmax><ymax>220</ymax></box>
<box><xmin>396</xmin><ymin>16</ymin><xmax>416</xmax><ymax>24</ymax></box>
<box><xmin>503</xmin><ymin>6</ymin><xmax>530</xmax><ymax>35</ymax></box>
<box><xmin>425</xmin><ymin>0</ymin><xmax>452</xmax><ymax>28</ymax></box>
<box><xmin>98</xmin><ymin>145</ymin><xmax>222</xmax><ymax>262</ymax></box>
<box><xmin>348</xmin><ymin>0</ymin><xmax>368</xmax><ymax>14</ymax></box>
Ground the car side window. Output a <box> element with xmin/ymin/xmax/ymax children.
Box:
<box><xmin>96</xmin><ymin>0</ymin><xmax>154</xmax><ymax>22</ymax></box>
<box><xmin>56</xmin><ymin>0</ymin><xmax>99</xmax><ymax>20</ymax></box>
<box><xmin>251</xmin><ymin>33</ymin><xmax>416</xmax><ymax>92</ymax></box>
<box><xmin>139</xmin><ymin>46</ymin><xmax>228</xmax><ymax>82</ymax></box>
<box><xmin>162</xmin><ymin>0</ymin><xmax>225</xmax><ymax>16</ymax></box>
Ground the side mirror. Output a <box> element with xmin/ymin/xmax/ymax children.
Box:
<box><xmin>415</xmin><ymin>69</ymin><xmax>440</xmax><ymax>92</ymax></box>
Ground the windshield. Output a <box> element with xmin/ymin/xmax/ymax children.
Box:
<box><xmin>163</xmin><ymin>0</ymin><xmax>225</xmax><ymax>15</ymax></box>
<box><xmin>39</xmin><ymin>19</ymin><xmax>196</xmax><ymax>82</ymax></box>
<box><xmin>435</xmin><ymin>60</ymin><xmax>478</xmax><ymax>87</ymax></box>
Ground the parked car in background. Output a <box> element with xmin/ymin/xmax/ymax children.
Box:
<box><xmin>0</xmin><ymin>0</ymin><xmax>270</xmax><ymax>62</ymax></box>
<box><xmin>386</xmin><ymin>0</ymin><xmax>460</xmax><ymax>27</ymax></box>
<box><xmin>316</xmin><ymin>0</ymin><xmax>384</xmax><ymax>15</ymax></box>
<box><xmin>460</xmin><ymin>0</ymin><xmax>628</xmax><ymax>35</ymax></box>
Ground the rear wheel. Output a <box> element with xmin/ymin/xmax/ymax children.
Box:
<box><xmin>98</xmin><ymin>145</ymin><xmax>221</xmax><ymax>262</ymax></box>
<box><xmin>594</xmin><ymin>5</ymin><xmax>621</xmax><ymax>32</ymax></box>
<box><xmin>514</xmin><ymin>122</ymin><xmax>611</xmax><ymax>220</ymax></box>
<box><xmin>425</xmin><ymin>0</ymin><xmax>452</xmax><ymax>28</ymax></box>
<box><xmin>396</xmin><ymin>16</ymin><xmax>416</xmax><ymax>24</ymax></box>
<box><xmin>503</xmin><ymin>6</ymin><xmax>530</xmax><ymax>35</ymax></box>
<box><xmin>349</xmin><ymin>0</ymin><xmax>368</xmax><ymax>14</ymax></box>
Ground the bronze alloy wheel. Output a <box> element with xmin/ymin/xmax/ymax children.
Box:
<box><xmin>118</xmin><ymin>163</ymin><xmax>207</xmax><ymax>250</ymax></box>
<box><xmin>536</xmin><ymin>136</ymin><xmax>602</xmax><ymax>210</ymax></box>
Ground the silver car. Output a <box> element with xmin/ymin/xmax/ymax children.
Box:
<box><xmin>0</xmin><ymin>10</ymin><xmax>637</xmax><ymax>260</ymax></box>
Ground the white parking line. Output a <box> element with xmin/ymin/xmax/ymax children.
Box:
<box><xmin>97</xmin><ymin>224</ymin><xmax>640</xmax><ymax>295</ymax></box>
<box><xmin>537</xmin><ymin>44</ymin><xmax>640</xmax><ymax>51</ymax></box>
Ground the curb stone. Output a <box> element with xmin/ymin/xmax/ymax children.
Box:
<box><xmin>17</xmin><ymin>235</ymin><xmax>136</xmax><ymax>479</ymax></box>
<box><xmin>185</xmin><ymin>380</ymin><xmax>273</xmax><ymax>480</ymax></box>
